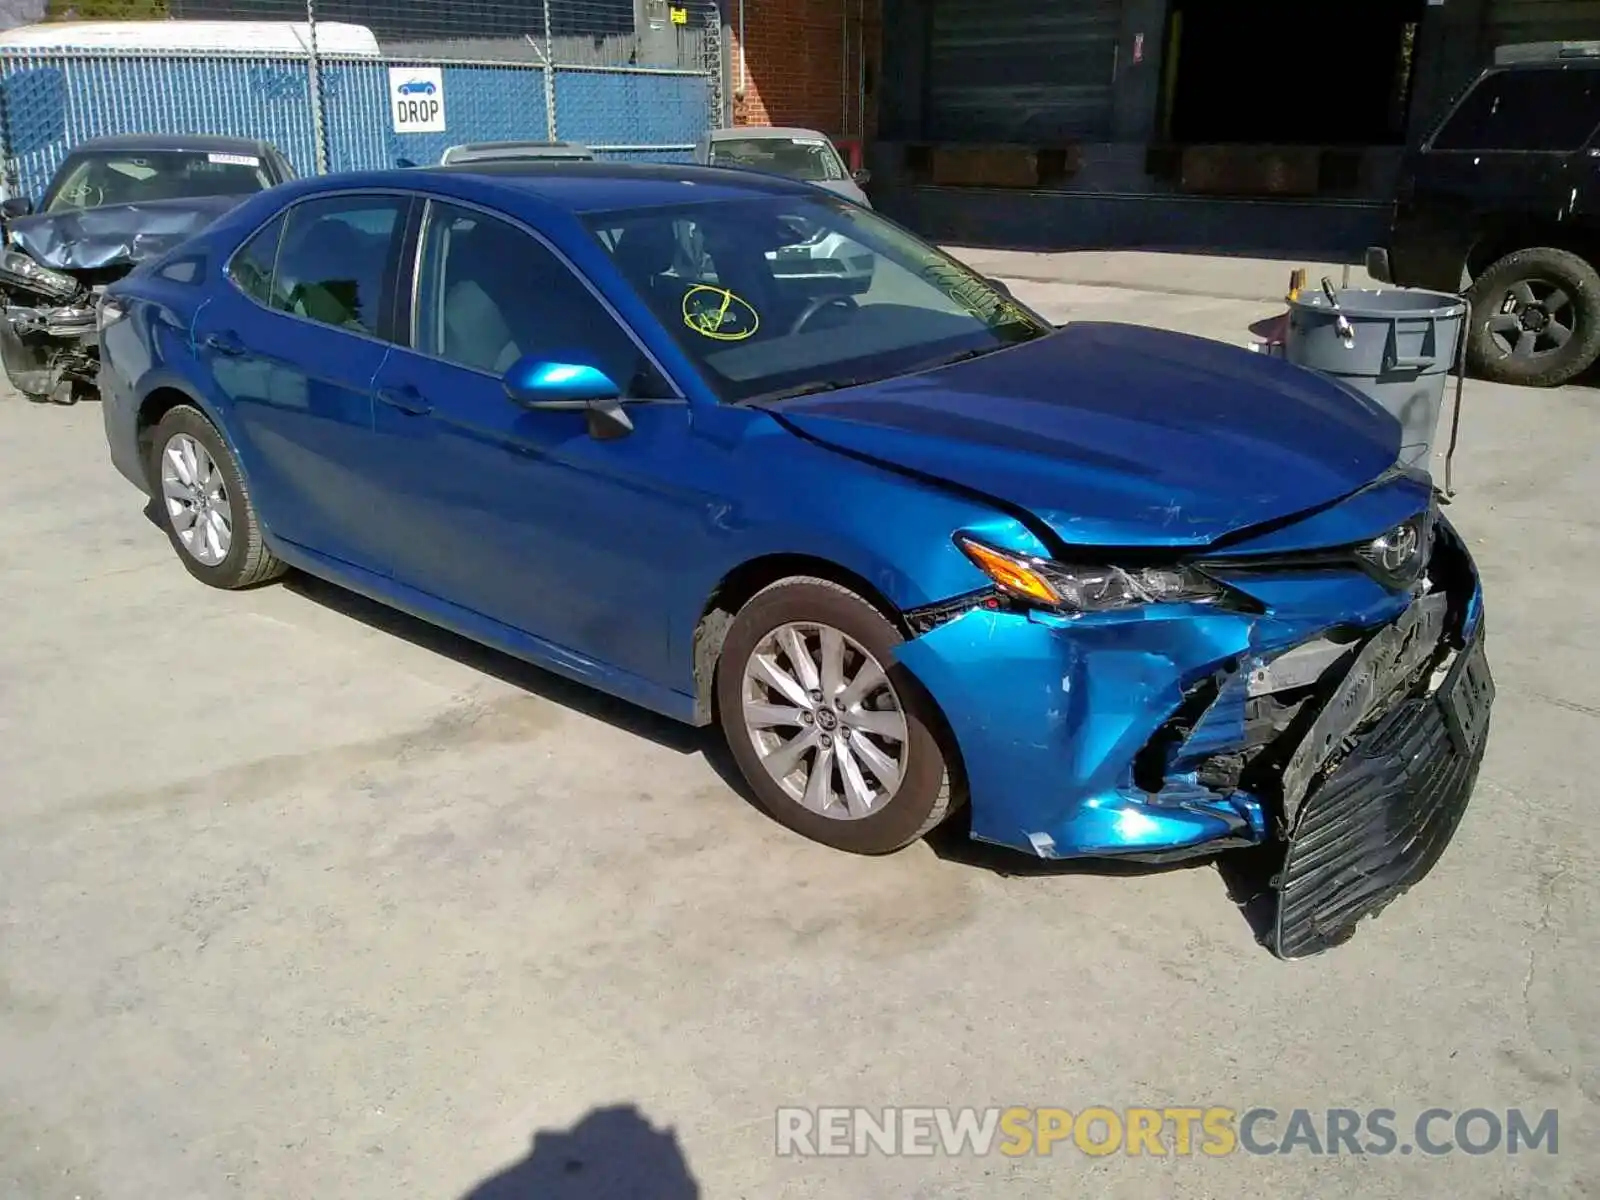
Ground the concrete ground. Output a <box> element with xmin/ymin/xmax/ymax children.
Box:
<box><xmin>0</xmin><ymin>251</ymin><xmax>1595</xmax><ymax>1199</ymax></box>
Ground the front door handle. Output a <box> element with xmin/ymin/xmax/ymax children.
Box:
<box><xmin>376</xmin><ymin>385</ymin><xmax>432</xmax><ymax>416</ymax></box>
<box><xmin>204</xmin><ymin>330</ymin><xmax>245</xmax><ymax>357</ymax></box>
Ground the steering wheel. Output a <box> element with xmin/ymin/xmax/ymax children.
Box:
<box><xmin>65</xmin><ymin>181</ymin><xmax>104</xmax><ymax>210</ymax></box>
<box><xmin>790</xmin><ymin>293</ymin><xmax>858</xmax><ymax>335</ymax></box>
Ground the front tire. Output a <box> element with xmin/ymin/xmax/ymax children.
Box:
<box><xmin>148</xmin><ymin>404</ymin><xmax>285</xmax><ymax>590</ymax></box>
<box><xmin>1466</xmin><ymin>247</ymin><xmax>1600</xmax><ymax>388</ymax></box>
<box><xmin>715</xmin><ymin>576</ymin><xmax>956</xmax><ymax>855</ymax></box>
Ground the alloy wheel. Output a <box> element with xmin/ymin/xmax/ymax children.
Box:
<box><xmin>160</xmin><ymin>432</ymin><xmax>233</xmax><ymax>566</ymax></box>
<box><xmin>1488</xmin><ymin>278</ymin><xmax>1574</xmax><ymax>361</ymax></box>
<box><xmin>739</xmin><ymin>621</ymin><xmax>909</xmax><ymax>820</ymax></box>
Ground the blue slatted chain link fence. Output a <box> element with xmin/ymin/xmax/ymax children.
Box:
<box><xmin>0</xmin><ymin>35</ymin><xmax>719</xmax><ymax>200</ymax></box>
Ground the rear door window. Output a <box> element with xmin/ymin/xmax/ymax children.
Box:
<box><xmin>269</xmin><ymin>195</ymin><xmax>409</xmax><ymax>336</ymax></box>
<box><xmin>1432</xmin><ymin>67</ymin><xmax>1600</xmax><ymax>152</ymax></box>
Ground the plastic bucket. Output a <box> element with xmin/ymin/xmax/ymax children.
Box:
<box><xmin>1286</xmin><ymin>286</ymin><xmax>1465</xmax><ymax>472</ymax></box>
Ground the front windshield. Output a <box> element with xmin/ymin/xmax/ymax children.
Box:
<box><xmin>584</xmin><ymin>196</ymin><xmax>1050</xmax><ymax>403</ymax></box>
<box><xmin>45</xmin><ymin>149</ymin><xmax>273</xmax><ymax>213</ymax></box>
<box><xmin>708</xmin><ymin>136</ymin><xmax>847</xmax><ymax>183</ymax></box>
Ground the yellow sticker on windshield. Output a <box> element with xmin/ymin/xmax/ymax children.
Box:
<box><xmin>683</xmin><ymin>285</ymin><xmax>760</xmax><ymax>341</ymax></box>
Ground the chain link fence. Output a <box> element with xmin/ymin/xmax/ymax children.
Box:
<box><xmin>0</xmin><ymin>0</ymin><xmax>724</xmax><ymax>198</ymax></box>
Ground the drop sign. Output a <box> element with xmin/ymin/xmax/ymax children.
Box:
<box><xmin>390</xmin><ymin>67</ymin><xmax>446</xmax><ymax>134</ymax></box>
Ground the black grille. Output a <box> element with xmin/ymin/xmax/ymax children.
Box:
<box><xmin>1270</xmin><ymin>690</ymin><xmax>1486</xmax><ymax>960</ymax></box>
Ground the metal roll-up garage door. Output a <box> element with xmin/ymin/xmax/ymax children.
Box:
<box><xmin>1487</xmin><ymin>0</ymin><xmax>1600</xmax><ymax>46</ymax></box>
<box><xmin>926</xmin><ymin>0</ymin><xmax>1122</xmax><ymax>143</ymax></box>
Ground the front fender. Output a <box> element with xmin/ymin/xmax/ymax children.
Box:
<box><xmin>668</xmin><ymin>406</ymin><xmax>1043</xmax><ymax>717</ymax></box>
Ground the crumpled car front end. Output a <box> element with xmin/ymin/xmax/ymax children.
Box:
<box><xmin>0</xmin><ymin>246</ymin><xmax>97</xmax><ymax>402</ymax></box>
<box><xmin>0</xmin><ymin>195</ymin><xmax>243</xmax><ymax>402</ymax></box>
<box><xmin>894</xmin><ymin>474</ymin><xmax>1493</xmax><ymax>959</ymax></box>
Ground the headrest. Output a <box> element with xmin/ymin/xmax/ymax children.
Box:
<box><xmin>611</xmin><ymin>222</ymin><xmax>678</xmax><ymax>279</ymax></box>
<box><xmin>283</xmin><ymin>217</ymin><xmax>361</xmax><ymax>273</ymax></box>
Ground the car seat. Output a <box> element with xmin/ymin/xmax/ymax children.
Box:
<box><xmin>440</xmin><ymin>225</ymin><xmax>526</xmax><ymax>374</ymax></box>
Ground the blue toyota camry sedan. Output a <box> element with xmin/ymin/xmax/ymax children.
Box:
<box><xmin>97</xmin><ymin>163</ymin><xmax>1494</xmax><ymax>957</ymax></box>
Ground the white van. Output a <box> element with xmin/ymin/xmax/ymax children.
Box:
<box><xmin>0</xmin><ymin>20</ymin><xmax>383</xmax><ymax>57</ymax></box>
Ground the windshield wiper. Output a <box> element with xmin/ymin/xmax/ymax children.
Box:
<box><xmin>934</xmin><ymin>347</ymin><xmax>994</xmax><ymax>367</ymax></box>
<box><xmin>744</xmin><ymin>378</ymin><xmax>861</xmax><ymax>405</ymax></box>
<box><xmin>748</xmin><ymin>346</ymin><xmax>1015</xmax><ymax>406</ymax></box>
<box><xmin>899</xmin><ymin>345</ymin><xmax>1005</xmax><ymax>375</ymax></box>
<box><xmin>744</xmin><ymin>328</ymin><xmax>1049</xmax><ymax>406</ymax></box>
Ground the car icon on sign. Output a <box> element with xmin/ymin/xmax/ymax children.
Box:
<box><xmin>398</xmin><ymin>79</ymin><xmax>436</xmax><ymax>96</ymax></box>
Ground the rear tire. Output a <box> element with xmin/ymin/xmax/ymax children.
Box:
<box><xmin>1466</xmin><ymin>246</ymin><xmax>1600</xmax><ymax>388</ymax></box>
<box><xmin>148</xmin><ymin>404</ymin><xmax>285</xmax><ymax>590</ymax></box>
<box><xmin>715</xmin><ymin>576</ymin><xmax>956</xmax><ymax>855</ymax></box>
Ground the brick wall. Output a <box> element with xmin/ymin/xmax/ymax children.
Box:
<box><xmin>731</xmin><ymin>0</ymin><xmax>879</xmax><ymax>136</ymax></box>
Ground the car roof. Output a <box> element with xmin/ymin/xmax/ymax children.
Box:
<box><xmin>407</xmin><ymin>160</ymin><xmax>818</xmax><ymax>211</ymax></box>
<box><xmin>67</xmin><ymin>133</ymin><xmax>275</xmax><ymax>155</ymax></box>
<box><xmin>707</xmin><ymin>127</ymin><xmax>836</xmax><ymax>142</ymax></box>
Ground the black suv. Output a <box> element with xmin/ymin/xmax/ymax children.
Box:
<box><xmin>1367</xmin><ymin>42</ymin><xmax>1600</xmax><ymax>388</ymax></box>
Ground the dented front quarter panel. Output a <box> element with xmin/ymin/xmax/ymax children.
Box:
<box><xmin>893</xmin><ymin>511</ymin><xmax>1443</xmax><ymax>860</ymax></box>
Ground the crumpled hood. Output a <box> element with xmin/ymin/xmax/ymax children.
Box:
<box><xmin>6</xmin><ymin>194</ymin><xmax>245</xmax><ymax>271</ymax></box>
<box><xmin>773</xmin><ymin>322</ymin><xmax>1404</xmax><ymax>548</ymax></box>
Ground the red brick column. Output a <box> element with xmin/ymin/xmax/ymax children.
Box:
<box><xmin>731</xmin><ymin>0</ymin><xmax>879</xmax><ymax>136</ymax></box>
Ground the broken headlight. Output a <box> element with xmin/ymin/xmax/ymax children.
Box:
<box><xmin>1354</xmin><ymin>509</ymin><xmax>1433</xmax><ymax>589</ymax></box>
<box><xmin>0</xmin><ymin>249</ymin><xmax>79</xmax><ymax>302</ymax></box>
<box><xmin>955</xmin><ymin>534</ymin><xmax>1225</xmax><ymax>614</ymax></box>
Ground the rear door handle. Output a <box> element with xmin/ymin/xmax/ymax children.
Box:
<box><xmin>204</xmin><ymin>330</ymin><xmax>245</xmax><ymax>357</ymax></box>
<box><xmin>376</xmin><ymin>385</ymin><xmax>432</xmax><ymax>416</ymax></box>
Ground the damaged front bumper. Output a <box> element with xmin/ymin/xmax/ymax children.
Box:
<box><xmin>0</xmin><ymin>299</ymin><xmax>100</xmax><ymax>400</ymax></box>
<box><xmin>895</xmin><ymin>512</ymin><xmax>1491</xmax><ymax>955</ymax></box>
<box><xmin>0</xmin><ymin>246</ymin><xmax>100</xmax><ymax>401</ymax></box>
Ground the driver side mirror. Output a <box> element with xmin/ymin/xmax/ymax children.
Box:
<box><xmin>851</xmin><ymin>168</ymin><xmax>872</xmax><ymax>186</ymax></box>
<box><xmin>502</xmin><ymin>356</ymin><xmax>633</xmax><ymax>439</ymax></box>
<box><xmin>1</xmin><ymin>196</ymin><xmax>33</xmax><ymax>219</ymax></box>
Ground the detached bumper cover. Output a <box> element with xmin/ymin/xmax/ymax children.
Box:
<box><xmin>1274</xmin><ymin>622</ymin><xmax>1492</xmax><ymax>958</ymax></box>
<box><xmin>894</xmin><ymin>511</ymin><xmax>1491</xmax><ymax>952</ymax></box>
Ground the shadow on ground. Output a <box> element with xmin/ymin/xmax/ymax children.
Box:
<box><xmin>282</xmin><ymin>572</ymin><xmax>756</xmax><ymax>789</ymax></box>
<box><xmin>462</xmin><ymin>1104</ymin><xmax>698</xmax><ymax>1199</ymax></box>
<box><xmin>283</xmin><ymin>571</ymin><xmax>1288</xmax><ymax>951</ymax></box>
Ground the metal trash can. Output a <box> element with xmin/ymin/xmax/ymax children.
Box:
<box><xmin>1286</xmin><ymin>286</ymin><xmax>1466</xmax><ymax>472</ymax></box>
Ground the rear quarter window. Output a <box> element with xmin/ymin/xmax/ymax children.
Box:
<box><xmin>228</xmin><ymin>212</ymin><xmax>287</xmax><ymax>306</ymax></box>
<box><xmin>156</xmin><ymin>255</ymin><xmax>204</xmax><ymax>284</ymax></box>
<box><xmin>1431</xmin><ymin>67</ymin><xmax>1600</xmax><ymax>152</ymax></box>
